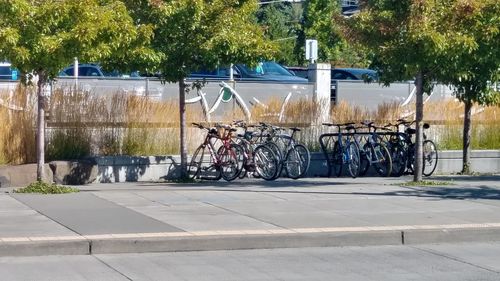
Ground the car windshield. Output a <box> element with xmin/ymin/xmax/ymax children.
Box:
<box><xmin>0</xmin><ymin>66</ymin><xmax>10</xmax><ymax>76</ymax></box>
<box><xmin>238</xmin><ymin>62</ymin><xmax>293</xmax><ymax>76</ymax></box>
<box><xmin>348</xmin><ymin>69</ymin><xmax>378</xmax><ymax>80</ymax></box>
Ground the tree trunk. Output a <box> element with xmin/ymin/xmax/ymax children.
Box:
<box><xmin>36</xmin><ymin>75</ymin><xmax>47</xmax><ymax>181</ymax></box>
<box><xmin>178</xmin><ymin>79</ymin><xmax>188</xmax><ymax>179</ymax></box>
<box><xmin>413</xmin><ymin>72</ymin><xmax>424</xmax><ymax>182</ymax></box>
<box><xmin>462</xmin><ymin>99</ymin><xmax>472</xmax><ymax>174</ymax></box>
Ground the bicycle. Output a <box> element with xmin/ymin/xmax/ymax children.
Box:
<box><xmin>266</xmin><ymin>124</ymin><xmax>311</xmax><ymax>180</ymax></box>
<box><xmin>359</xmin><ymin>121</ymin><xmax>392</xmax><ymax>177</ymax></box>
<box><xmin>231</xmin><ymin>121</ymin><xmax>280</xmax><ymax>181</ymax></box>
<box><xmin>383</xmin><ymin>121</ymin><xmax>409</xmax><ymax>177</ymax></box>
<box><xmin>398</xmin><ymin>119</ymin><xmax>439</xmax><ymax>177</ymax></box>
<box><xmin>322</xmin><ymin>122</ymin><xmax>361</xmax><ymax>178</ymax></box>
<box><xmin>187</xmin><ymin>123</ymin><xmax>242</xmax><ymax>181</ymax></box>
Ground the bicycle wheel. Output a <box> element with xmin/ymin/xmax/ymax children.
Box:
<box><xmin>266</xmin><ymin>141</ymin><xmax>283</xmax><ymax>179</ymax></box>
<box><xmin>295</xmin><ymin>144</ymin><xmax>310</xmax><ymax>178</ymax></box>
<box><xmin>389</xmin><ymin>142</ymin><xmax>407</xmax><ymax>177</ymax></box>
<box><xmin>423</xmin><ymin>140</ymin><xmax>438</xmax><ymax>177</ymax></box>
<box><xmin>373</xmin><ymin>143</ymin><xmax>392</xmax><ymax>177</ymax></box>
<box><xmin>218</xmin><ymin>144</ymin><xmax>242</xmax><ymax>182</ymax></box>
<box><xmin>237</xmin><ymin>145</ymin><xmax>250</xmax><ymax>179</ymax></box>
<box><xmin>187</xmin><ymin>145</ymin><xmax>204</xmax><ymax>180</ymax></box>
<box><xmin>253</xmin><ymin>144</ymin><xmax>278</xmax><ymax>181</ymax></box>
<box><xmin>347</xmin><ymin>141</ymin><xmax>360</xmax><ymax>178</ymax></box>
<box><xmin>359</xmin><ymin>143</ymin><xmax>371</xmax><ymax>176</ymax></box>
<box><xmin>285</xmin><ymin>144</ymin><xmax>310</xmax><ymax>179</ymax></box>
<box><xmin>406</xmin><ymin>144</ymin><xmax>415</xmax><ymax>175</ymax></box>
<box><xmin>331</xmin><ymin>141</ymin><xmax>343</xmax><ymax>177</ymax></box>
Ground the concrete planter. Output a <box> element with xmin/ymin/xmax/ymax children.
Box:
<box><xmin>90</xmin><ymin>150</ymin><xmax>500</xmax><ymax>183</ymax></box>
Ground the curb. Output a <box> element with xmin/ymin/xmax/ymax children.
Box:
<box><xmin>2</xmin><ymin>226</ymin><xmax>500</xmax><ymax>257</ymax></box>
<box><xmin>90</xmin><ymin>231</ymin><xmax>401</xmax><ymax>255</ymax></box>
<box><xmin>0</xmin><ymin>239</ymin><xmax>89</xmax><ymax>257</ymax></box>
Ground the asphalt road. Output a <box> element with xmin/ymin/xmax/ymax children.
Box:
<box><xmin>1</xmin><ymin>242</ymin><xmax>499</xmax><ymax>281</ymax></box>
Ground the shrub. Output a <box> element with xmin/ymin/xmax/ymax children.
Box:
<box><xmin>14</xmin><ymin>181</ymin><xmax>79</xmax><ymax>194</ymax></box>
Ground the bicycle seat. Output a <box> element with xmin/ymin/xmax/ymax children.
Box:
<box><xmin>322</xmin><ymin>122</ymin><xmax>334</xmax><ymax>127</ymax></box>
<box><xmin>341</xmin><ymin>122</ymin><xmax>356</xmax><ymax>126</ymax></box>
<box><xmin>423</xmin><ymin>123</ymin><xmax>430</xmax><ymax>129</ymax></box>
<box><xmin>345</xmin><ymin>125</ymin><xmax>356</xmax><ymax>131</ymax></box>
<box><xmin>405</xmin><ymin>128</ymin><xmax>416</xmax><ymax>135</ymax></box>
<box><xmin>361</xmin><ymin>121</ymin><xmax>374</xmax><ymax>127</ymax></box>
<box><xmin>289</xmin><ymin>127</ymin><xmax>301</xmax><ymax>132</ymax></box>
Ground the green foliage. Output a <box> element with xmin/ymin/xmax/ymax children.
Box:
<box><xmin>124</xmin><ymin>0</ymin><xmax>276</xmax><ymax>82</ymax></box>
<box><xmin>346</xmin><ymin>0</ymin><xmax>450</xmax><ymax>89</ymax></box>
<box><xmin>0</xmin><ymin>0</ymin><xmax>158</xmax><ymax>83</ymax></box>
<box><xmin>257</xmin><ymin>3</ymin><xmax>301</xmax><ymax>65</ymax></box>
<box><xmin>400</xmin><ymin>180</ymin><xmax>454</xmax><ymax>187</ymax></box>
<box><xmin>438</xmin><ymin>123</ymin><xmax>500</xmax><ymax>150</ymax></box>
<box><xmin>15</xmin><ymin>181</ymin><xmax>79</xmax><ymax>194</ymax></box>
<box><xmin>297</xmin><ymin>0</ymin><xmax>342</xmax><ymax>64</ymax></box>
<box><xmin>46</xmin><ymin>129</ymin><xmax>91</xmax><ymax>161</ymax></box>
<box><xmin>438</xmin><ymin>0</ymin><xmax>500</xmax><ymax>106</ymax></box>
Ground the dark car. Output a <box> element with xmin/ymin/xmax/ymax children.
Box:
<box><xmin>286</xmin><ymin>66</ymin><xmax>309</xmax><ymax>79</ymax></box>
<box><xmin>331</xmin><ymin>68</ymin><xmax>378</xmax><ymax>82</ymax></box>
<box><xmin>0</xmin><ymin>62</ymin><xmax>19</xmax><ymax>81</ymax></box>
<box><xmin>189</xmin><ymin>61</ymin><xmax>308</xmax><ymax>82</ymax></box>
<box><xmin>286</xmin><ymin>66</ymin><xmax>378</xmax><ymax>82</ymax></box>
<box><xmin>59</xmin><ymin>63</ymin><xmax>105</xmax><ymax>77</ymax></box>
<box><xmin>330</xmin><ymin>68</ymin><xmax>378</xmax><ymax>103</ymax></box>
<box><xmin>59</xmin><ymin>64</ymin><xmax>141</xmax><ymax>78</ymax></box>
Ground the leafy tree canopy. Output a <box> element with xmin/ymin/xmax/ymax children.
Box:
<box><xmin>0</xmin><ymin>0</ymin><xmax>157</xmax><ymax>82</ymax></box>
<box><xmin>346</xmin><ymin>0</ymin><xmax>452</xmax><ymax>92</ymax></box>
<box><xmin>299</xmin><ymin>0</ymin><xmax>342</xmax><ymax>63</ymax></box>
<box><xmin>256</xmin><ymin>2</ymin><xmax>301</xmax><ymax>65</ymax></box>
<box><xmin>124</xmin><ymin>0</ymin><xmax>276</xmax><ymax>82</ymax></box>
<box><xmin>438</xmin><ymin>0</ymin><xmax>500</xmax><ymax>105</ymax></box>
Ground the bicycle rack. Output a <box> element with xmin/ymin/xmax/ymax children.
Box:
<box><xmin>319</xmin><ymin>131</ymin><xmax>408</xmax><ymax>177</ymax></box>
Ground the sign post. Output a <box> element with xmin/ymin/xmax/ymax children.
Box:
<box><xmin>305</xmin><ymin>39</ymin><xmax>318</xmax><ymax>64</ymax></box>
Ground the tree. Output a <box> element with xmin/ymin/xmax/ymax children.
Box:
<box><xmin>257</xmin><ymin>2</ymin><xmax>301</xmax><ymax>65</ymax></box>
<box><xmin>296</xmin><ymin>0</ymin><xmax>342</xmax><ymax>64</ymax></box>
<box><xmin>345</xmin><ymin>0</ymin><xmax>452</xmax><ymax>181</ymax></box>
<box><xmin>124</xmin><ymin>0</ymin><xmax>275</xmax><ymax>178</ymax></box>
<box><xmin>438</xmin><ymin>0</ymin><xmax>500</xmax><ymax>174</ymax></box>
<box><xmin>0</xmin><ymin>0</ymin><xmax>157</xmax><ymax>181</ymax></box>
<box><xmin>295</xmin><ymin>0</ymin><xmax>368</xmax><ymax>67</ymax></box>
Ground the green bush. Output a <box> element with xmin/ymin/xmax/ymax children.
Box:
<box><xmin>14</xmin><ymin>181</ymin><xmax>79</xmax><ymax>194</ymax></box>
<box><xmin>46</xmin><ymin>129</ymin><xmax>91</xmax><ymax>160</ymax></box>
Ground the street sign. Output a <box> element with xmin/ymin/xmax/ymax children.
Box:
<box><xmin>305</xmin><ymin>39</ymin><xmax>318</xmax><ymax>63</ymax></box>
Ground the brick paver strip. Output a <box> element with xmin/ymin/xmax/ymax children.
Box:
<box><xmin>1</xmin><ymin>222</ymin><xmax>499</xmax><ymax>243</ymax></box>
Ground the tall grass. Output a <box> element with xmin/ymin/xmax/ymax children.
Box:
<box><xmin>0</xmin><ymin>86</ymin><xmax>498</xmax><ymax>165</ymax></box>
<box><xmin>0</xmin><ymin>86</ymin><xmax>37</xmax><ymax>164</ymax></box>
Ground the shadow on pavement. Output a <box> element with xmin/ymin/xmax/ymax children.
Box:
<box><xmin>430</xmin><ymin>175</ymin><xmax>500</xmax><ymax>182</ymax></box>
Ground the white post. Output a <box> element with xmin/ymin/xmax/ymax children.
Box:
<box><xmin>74</xmin><ymin>57</ymin><xmax>79</xmax><ymax>91</ymax></box>
<box><xmin>308</xmin><ymin>63</ymin><xmax>331</xmax><ymax>124</ymax></box>
<box><xmin>229</xmin><ymin>63</ymin><xmax>234</xmax><ymax>81</ymax></box>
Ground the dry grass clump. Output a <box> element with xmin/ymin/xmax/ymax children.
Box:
<box><xmin>330</xmin><ymin>101</ymin><xmax>403</xmax><ymax>124</ymax></box>
<box><xmin>1</xmin><ymin>85</ymin><xmax>499</xmax><ymax>165</ymax></box>
<box><xmin>0</xmin><ymin>86</ymin><xmax>37</xmax><ymax>164</ymax></box>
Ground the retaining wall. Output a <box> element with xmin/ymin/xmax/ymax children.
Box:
<box><xmin>93</xmin><ymin>150</ymin><xmax>499</xmax><ymax>183</ymax></box>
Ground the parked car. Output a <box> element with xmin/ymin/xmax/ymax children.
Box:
<box><xmin>286</xmin><ymin>66</ymin><xmax>378</xmax><ymax>82</ymax></box>
<box><xmin>59</xmin><ymin>63</ymin><xmax>104</xmax><ymax>77</ymax></box>
<box><xmin>286</xmin><ymin>66</ymin><xmax>309</xmax><ymax>79</ymax></box>
<box><xmin>0</xmin><ymin>62</ymin><xmax>19</xmax><ymax>81</ymax></box>
<box><xmin>58</xmin><ymin>63</ymin><xmax>141</xmax><ymax>78</ymax></box>
<box><xmin>331</xmin><ymin>68</ymin><xmax>378</xmax><ymax>82</ymax></box>
<box><xmin>188</xmin><ymin>61</ymin><xmax>308</xmax><ymax>82</ymax></box>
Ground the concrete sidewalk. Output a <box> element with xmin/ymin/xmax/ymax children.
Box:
<box><xmin>1</xmin><ymin>175</ymin><xmax>500</xmax><ymax>257</ymax></box>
